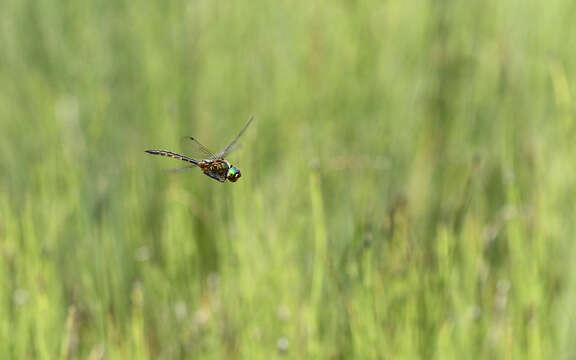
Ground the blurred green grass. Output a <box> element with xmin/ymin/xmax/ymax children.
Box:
<box><xmin>1</xmin><ymin>0</ymin><xmax>575</xmax><ymax>358</ymax></box>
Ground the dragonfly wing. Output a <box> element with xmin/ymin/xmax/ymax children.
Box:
<box><xmin>210</xmin><ymin>115</ymin><xmax>254</xmax><ymax>159</ymax></box>
<box><xmin>183</xmin><ymin>136</ymin><xmax>218</xmax><ymax>159</ymax></box>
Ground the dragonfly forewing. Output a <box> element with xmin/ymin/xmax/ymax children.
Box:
<box><xmin>210</xmin><ymin>115</ymin><xmax>254</xmax><ymax>160</ymax></box>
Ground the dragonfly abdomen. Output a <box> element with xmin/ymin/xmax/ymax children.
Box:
<box><xmin>145</xmin><ymin>150</ymin><xmax>199</xmax><ymax>165</ymax></box>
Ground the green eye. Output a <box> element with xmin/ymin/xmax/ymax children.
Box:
<box><xmin>226</xmin><ymin>167</ymin><xmax>241</xmax><ymax>181</ymax></box>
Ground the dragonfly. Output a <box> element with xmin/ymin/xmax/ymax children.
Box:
<box><xmin>145</xmin><ymin>116</ymin><xmax>254</xmax><ymax>183</ymax></box>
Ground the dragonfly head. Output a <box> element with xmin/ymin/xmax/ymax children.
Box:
<box><xmin>227</xmin><ymin>166</ymin><xmax>241</xmax><ymax>182</ymax></box>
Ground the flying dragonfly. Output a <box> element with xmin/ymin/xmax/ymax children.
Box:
<box><xmin>145</xmin><ymin>116</ymin><xmax>254</xmax><ymax>183</ymax></box>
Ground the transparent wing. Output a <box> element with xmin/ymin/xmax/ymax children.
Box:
<box><xmin>181</xmin><ymin>136</ymin><xmax>218</xmax><ymax>160</ymax></box>
<box><xmin>210</xmin><ymin>115</ymin><xmax>254</xmax><ymax>160</ymax></box>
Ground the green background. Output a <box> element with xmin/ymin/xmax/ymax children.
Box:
<box><xmin>1</xmin><ymin>0</ymin><xmax>575</xmax><ymax>358</ymax></box>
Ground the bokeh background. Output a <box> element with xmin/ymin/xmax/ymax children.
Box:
<box><xmin>1</xmin><ymin>0</ymin><xmax>575</xmax><ymax>358</ymax></box>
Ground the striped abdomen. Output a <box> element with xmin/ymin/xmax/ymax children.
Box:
<box><xmin>145</xmin><ymin>150</ymin><xmax>199</xmax><ymax>165</ymax></box>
